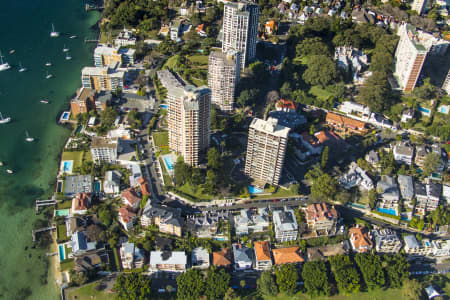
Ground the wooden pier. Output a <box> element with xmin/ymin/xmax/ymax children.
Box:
<box><xmin>35</xmin><ymin>199</ymin><xmax>57</xmax><ymax>213</ymax></box>
<box><xmin>85</xmin><ymin>4</ymin><xmax>104</xmax><ymax>11</ymax></box>
<box><xmin>32</xmin><ymin>226</ymin><xmax>56</xmax><ymax>242</ymax></box>
<box><xmin>84</xmin><ymin>38</ymin><xmax>100</xmax><ymax>44</ymax></box>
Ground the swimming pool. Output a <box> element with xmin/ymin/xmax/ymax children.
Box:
<box><xmin>94</xmin><ymin>181</ymin><xmax>101</xmax><ymax>192</ymax></box>
<box><xmin>59</xmin><ymin>244</ymin><xmax>65</xmax><ymax>261</ymax></box>
<box><xmin>248</xmin><ymin>185</ymin><xmax>264</xmax><ymax>194</ymax></box>
<box><xmin>74</xmin><ymin>125</ymin><xmax>82</xmax><ymax>135</ymax></box>
<box><xmin>163</xmin><ymin>156</ymin><xmax>174</xmax><ymax>171</ymax></box>
<box><xmin>55</xmin><ymin>209</ymin><xmax>70</xmax><ymax>216</ymax></box>
<box><xmin>57</xmin><ymin>181</ymin><xmax>63</xmax><ymax>193</ymax></box>
<box><xmin>214</xmin><ymin>237</ymin><xmax>226</xmax><ymax>241</ymax></box>
<box><xmin>418</xmin><ymin>106</ymin><xmax>431</xmax><ymax>115</ymax></box>
<box><xmin>377</xmin><ymin>207</ymin><xmax>397</xmax><ymax>216</ymax></box>
<box><xmin>61</xmin><ymin>111</ymin><xmax>70</xmax><ymax>120</ymax></box>
<box><xmin>160</xmin><ymin>104</ymin><xmax>168</xmax><ymax>110</ymax></box>
<box><xmin>62</xmin><ymin>160</ymin><xmax>73</xmax><ymax>173</ymax></box>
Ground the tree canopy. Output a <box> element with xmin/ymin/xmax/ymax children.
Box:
<box><xmin>205</xmin><ymin>267</ymin><xmax>231</xmax><ymax>300</ymax></box>
<box><xmin>302</xmin><ymin>55</ymin><xmax>339</xmax><ymax>87</ymax></box>
<box><xmin>302</xmin><ymin>260</ymin><xmax>329</xmax><ymax>297</ymax></box>
<box><xmin>113</xmin><ymin>272</ymin><xmax>152</xmax><ymax>300</ymax></box>
<box><xmin>355</xmin><ymin>253</ymin><xmax>385</xmax><ymax>290</ymax></box>
<box><xmin>176</xmin><ymin>269</ymin><xmax>205</xmax><ymax>300</ymax></box>
<box><xmin>329</xmin><ymin>255</ymin><xmax>360</xmax><ymax>294</ymax></box>
<box><xmin>257</xmin><ymin>270</ymin><xmax>278</xmax><ymax>297</ymax></box>
<box><xmin>275</xmin><ymin>264</ymin><xmax>298</xmax><ymax>295</ymax></box>
<box><xmin>383</xmin><ymin>254</ymin><xmax>409</xmax><ymax>288</ymax></box>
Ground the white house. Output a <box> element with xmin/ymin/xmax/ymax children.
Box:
<box><xmin>393</xmin><ymin>142</ymin><xmax>414</xmax><ymax>165</ymax></box>
<box><xmin>191</xmin><ymin>247</ymin><xmax>210</xmax><ymax>269</ymax></box>
<box><xmin>232</xmin><ymin>244</ymin><xmax>253</xmax><ymax>270</ymax></box>
<box><xmin>104</xmin><ymin>170</ymin><xmax>121</xmax><ymax>194</ymax></box>
<box><xmin>340</xmin><ymin>161</ymin><xmax>374</xmax><ymax>190</ymax></box>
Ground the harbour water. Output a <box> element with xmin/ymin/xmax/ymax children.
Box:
<box><xmin>0</xmin><ymin>1</ymin><xmax>99</xmax><ymax>299</ymax></box>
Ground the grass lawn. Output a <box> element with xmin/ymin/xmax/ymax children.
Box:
<box><xmin>61</xmin><ymin>151</ymin><xmax>84</xmax><ymax>170</ymax></box>
<box><xmin>60</xmin><ymin>259</ymin><xmax>74</xmax><ymax>272</ymax></box>
<box><xmin>65</xmin><ymin>281</ymin><xmax>112</xmax><ymax>300</ymax></box>
<box><xmin>57</xmin><ymin>223</ymin><xmax>69</xmax><ymax>242</ymax></box>
<box><xmin>159</xmin><ymin>158</ymin><xmax>172</xmax><ymax>186</ymax></box>
<box><xmin>187</xmin><ymin>54</ymin><xmax>209</xmax><ymax>65</ymax></box>
<box><xmin>309</xmin><ymin>85</ymin><xmax>333</xmax><ymax>101</ymax></box>
<box><xmin>57</xmin><ymin>200</ymin><xmax>72</xmax><ymax>209</ymax></box>
<box><xmin>163</xmin><ymin>54</ymin><xmax>180</xmax><ymax>69</ymax></box>
<box><xmin>263</xmin><ymin>288</ymin><xmax>403</xmax><ymax>300</ymax></box>
<box><xmin>252</xmin><ymin>187</ymin><xmax>298</xmax><ymax>200</ymax></box>
<box><xmin>64</xmin><ymin>244</ymin><xmax>72</xmax><ymax>256</ymax></box>
<box><xmin>176</xmin><ymin>183</ymin><xmax>214</xmax><ymax>201</ymax></box>
<box><xmin>152</xmin><ymin>131</ymin><xmax>169</xmax><ymax>147</ymax></box>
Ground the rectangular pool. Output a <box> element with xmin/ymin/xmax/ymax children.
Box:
<box><xmin>248</xmin><ymin>185</ymin><xmax>263</xmax><ymax>194</ymax></box>
<box><xmin>62</xmin><ymin>160</ymin><xmax>73</xmax><ymax>173</ymax></box>
<box><xmin>55</xmin><ymin>209</ymin><xmax>70</xmax><ymax>216</ymax></box>
<box><xmin>59</xmin><ymin>244</ymin><xmax>65</xmax><ymax>261</ymax></box>
<box><xmin>418</xmin><ymin>106</ymin><xmax>431</xmax><ymax>114</ymax></box>
<box><xmin>61</xmin><ymin>111</ymin><xmax>70</xmax><ymax>121</ymax></box>
<box><xmin>57</xmin><ymin>181</ymin><xmax>63</xmax><ymax>193</ymax></box>
<box><xmin>94</xmin><ymin>181</ymin><xmax>101</xmax><ymax>192</ymax></box>
<box><xmin>163</xmin><ymin>156</ymin><xmax>174</xmax><ymax>171</ymax></box>
<box><xmin>377</xmin><ymin>207</ymin><xmax>397</xmax><ymax>216</ymax></box>
<box><xmin>74</xmin><ymin>125</ymin><xmax>82</xmax><ymax>135</ymax></box>
<box><xmin>160</xmin><ymin>104</ymin><xmax>168</xmax><ymax>110</ymax></box>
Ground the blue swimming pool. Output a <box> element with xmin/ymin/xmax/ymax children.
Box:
<box><xmin>94</xmin><ymin>181</ymin><xmax>101</xmax><ymax>192</ymax></box>
<box><xmin>55</xmin><ymin>209</ymin><xmax>70</xmax><ymax>216</ymax></box>
<box><xmin>248</xmin><ymin>185</ymin><xmax>264</xmax><ymax>194</ymax></box>
<box><xmin>377</xmin><ymin>207</ymin><xmax>397</xmax><ymax>216</ymax></box>
<box><xmin>438</xmin><ymin>105</ymin><xmax>448</xmax><ymax>114</ymax></box>
<box><xmin>418</xmin><ymin>106</ymin><xmax>431</xmax><ymax>114</ymax></box>
<box><xmin>214</xmin><ymin>237</ymin><xmax>226</xmax><ymax>241</ymax></box>
<box><xmin>164</xmin><ymin>156</ymin><xmax>174</xmax><ymax>171</ymax></box>
<box><xmin>160</xmin><ymin>104</ymin><xmax>168</xmax><ymax>109</ymax></box>
<box><xmin>63</xmin><ymin>161</ymin><xmax>72</xmax><ymax>172</ymax></box>
<box><xmin>74</xmin><ymin>125</ymin><xmax>82</xmax><ymax>135</ymax></box>
<box><xmin>61</xmin><ymin>112</ymin><xmax>70</xmax><ymax>120</ymax></box>
<box><xmin>59</xmin><ymin>245</ymin><xmax>65</xmax><ymax>261</ymax></box>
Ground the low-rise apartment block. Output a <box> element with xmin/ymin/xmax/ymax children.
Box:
<box><xmin>349</xmin><ymin>226</ymin><xmax>373</xmax><ymax>253</ymax></box>
<box><xmin>120</xmin><ymin>242</ymin><xmax>145</xmax><ymax>269</ymax></box>
<box><xmin>305</xmin><ymin>203</ymin><xmax>339</xmax><ymax>234</ymax></box>
<box><xmin>376</xmin><ymin>175</ymin><xmax>400</xmax><ymax>212</ymax></box>
<box><xmin>191</xmin><ymin>247</ymin><xmax>210</xmax><ymax>269</ymax></box>
<box><xmin>232</xmin><ymin>244</ymin><xmax>253</xmax><ymax>270</ymax></box>
<box><xmin>90</xmin><ymin>137</ymin><xmax>118</xmax><ymax>164</ymax></box>
<box><xmin>253</xmin><ymin>241</ymin><xmax>272</xmax><ymax>270</ymax></box>
<box><xmin>325</xmin><ymin>112</ymin><xmax>367</xmax><ymax>136</ymax></box>
<box><xmin>81</xmin><ymin>66</ymin><xmax>124</xmax><ymax>92</ymax></box>
<box><xmin>234</xmin><ymin>208</ymin><xmax>269</xmax><ymax>235</ymax></box>
<box><xmin>149</xmin><ymin>251</ymin><xmax>187</xmax><ymax>272</ymax></box>
<box><xmin>393</xmin><ymin>142</ymin><xmax>414</xmax><ymax>165</ymax></box>
<box><xmin>372</xmin><ymin>228</ymin><xmax>402</xmax><ymax>253</ymax></box>
<box><xmin>415</xmin><ymin>181</ymin><xmax>428</xmax><ymax>216</ymax></box>
<box><xmin>141</xmin><ymin>203</ymin><xmax>183</xmax><ymax>237</ymax></box>
<box><xmin>70</xmin><ymin>88</ymin><xmax>97</xmax><ymax>116</ymax></box>
<box><xmin>118</xmin><ymin>205</ymin><xmax>137</xmax><ymax>231</ymax></box>
<box><xmin>273</xmin><ymin>207</ymin><xmax>298</xmax><ymax>242</ymax></box>
<box><xmin>404</xmin><ymin>235</ymin><xmax>433</xmax><ymax>256</ymax></box>
<box><xmin>398</xmin><ymin>175</ymin><xmax>414</xmax><ymax>206</ymax></box>
<box><xmin>340</xmin><ymin>161</ymin><xmax>374</xmax><ymax>191</ymax></box>
<box><xmin>272</xmin><ymin>247</ymin><xmax>304</xmax><ymax>265</ymax></box>
<box><xmin>426</xmin><ymin>182</ymin><xmax>442</xmax><ymax>211</ymax></box>
<box><xmin>121</xmin><ymin>188</ymin><xmax>141</xmax><ymax>211</ymax></box>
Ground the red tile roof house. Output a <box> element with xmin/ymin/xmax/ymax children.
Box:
<box><xmin>71</xmin><ymin>193</ymin><xmax>91</xmax><ymax>215</ymax></box>
<box><xmin>121</xmin><ymin>188</ymin><xmax>141</xmax><ymax>211</ymax></box>
<box><xmin>118</xmin><ymin>205</ymin><xmax>137</xmax><ymax>231</ymax></box>
<box><xmin>138</xmin><ymin>177</ymin><xmax>151</xmax><ymax>196</ymax></box>
<box><xmin>325</xmin><ymin>112</ymin><xmax>367</xmax><ymax>136</ymax></box>
<box><xmin>276</xmin><ymin>99</ymin><xmax>298</xmax><ymax>113</ymax></box>
<box><xmin>349</xmin><ymin>225</ymin><xmax>374</xmax><ymax>253</ymax></box>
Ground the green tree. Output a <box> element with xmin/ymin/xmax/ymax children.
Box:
<box><xmin>311</xmin><ymin>173</ymin><xmax>337</xmax><ymax>200</ymax></box>
<box><xmin>98</xmin><ymin>205</ymin><xmax>115</xmax><ymax>227</ymax></box>
<box><xmin>296</xmin><ymin>37</ymin><xmax>331</xmax><ymax>57</ymax></box>
<box><xmin>368</xmin><ymin>189</ymin><xmax>377</xmax><ymax>210</ymax></box>
<box><xmin>355</xmin><ymin>253</ymin><xmax>385</xmax><ymax>290</ymax></box>
<box><xmin>204</xmin><ymin>170</ymin><xmax>217</xmax><ymax>195</ymax></box>
<box><xmin>224</xmin><ymin>287</ymin><xmax>240</xmax><ymax>300</ymax></box>
<box><xmin>321</xmin><ymin>146</ymin><xmax>329</xmax><ymax>169</ymax></box>
<box><xmin>357</xmin><ymin>71</ymin><xmax>391</xmax><ymax>113</ymax></box>
<box><xmin>176</xmin><ymin>269</ymin><xmax>205</xmax><ymax>300</ymax></box>
<box><xmin>422</xmin><ymin>152</ymin><xmax>440</xmax><ymax>177</ymax></box>
<box><xmin>205</xmin><ymin>266</ymin><xmax>231</xmax><ymax>300</ymax></box>
<box><xmin>402</xmin><ymin>278</ymin><xmax>422</xmax><ymax>300</ymax></box>
<box><xmin>329</xmin><ymin>255</ymin><xmax>360</xmax><ymax>294</ymax></box>
<box><xmin>383</xmin><ymin>254</ymin><xmax>409</xmax><ymax>288</ymax></box>
<box><xmin>257</xmin><ymin>270</ymin><xmax>278</xmax><ymax>297</ymax></box>
<box><xmin>174</xmin><ymin>156</ymin><xmax>191</xmax><ymax>186</ymax></box>
<box><xmin>302</xmin><ymin>260</ymin><xmax>329</xmax><ymax>297</ymax></box>
<box><xmin>207</xmin><ymin>147</ymin><xmax>222</xmax><ymax>170</ymax></box>
<box><xmin>237</xmin><ymin>88</ymin><xmax>259</xmax><ymax>108</ymax></box>
<box><xmin>69</xmin><ymin>270</ymin><xmax>88</xmax><ymax>286</ymax></box>
<box><xmin>302</xmin><ymin>55</ymin><xmax>339</xmax><ymax>87</ymax></box>
<box><xmin>280</xmin><ymin>82</ymin><xmax>293</xmax><ymax>99</ymax></box>
<box><xmin>113</xmin><ymin>272</ymin><xmax>152</xmax><ymax>300</ymax></box>
<box><xmin>275</xmin><ymin>264</ymin><xmax>298</xmax><ymax>295</ymax></box>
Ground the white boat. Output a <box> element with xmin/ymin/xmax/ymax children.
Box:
<box><xmin>45</xmin><ymin>62</ymin><xmax>52</xmax><ymax>67</ymax></box>
<box><xmin>6</xmin><ymin>169</ymin><xmax>13</xmax><ymax>174</ymax></box>
<box><xmin>18</xmin><ymin>62</ymin><xmax>27</xmax><ymax>72</ymax></box>
<box><xmin>25</xmin><ymin>131</ymin><xmax>34</xmax><ymax>142</ymax></box>
<box><xmin>0</xmin><ymin>52</ymin><xmax>11</xmax><ymax>71</ymax></box>
<box><xmin>50</xmin><ymin>23</ymin><xmax>60</xmax><ymax>37</ymax></box>
<box><xmin>0</xmin><ymin>161</ymin><xmax>3</xmax><ymax>166</ymax></box>
<box><xmin>9</xmin><ymin>49</ymin><xmax>15</xmax><ymax>54</ymax></box>
<box><xmin>45</xmin><ymin>71</ymin><xmax>53</xmax><ymax>79</ymax></box>
<box><xmin>40</xmin><ymin>99</ymin><xmax>49</xmax><ymax>104</ymax></box>
<box><xmin>0</xmin><ymin>112</ymin><xmax>11</xmax><ymax>124</ymax></box>
<box><xmin>65</xmin><ymin>52</ymin><xmax>72</xmax><ymax>60</ymax></box>
<box><xmin>69</xmin><ymin>35</ymin><xmax>77</xmax><ymax>39</ymax></box>
<box><xmin>63</xmin><ymin>44</ymin><xmax>69</xmax><ymax>52</ymax></box>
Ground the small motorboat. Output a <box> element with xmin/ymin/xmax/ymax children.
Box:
<box><xmin>0</xmin><ymin>52</ymin><xmax>11</xmax><ymax>71</ymax></box>
<box><xmin>45</xmin><ymin>71</ymin><xmax>53</xmax><ymax>79</ymax></box>
<box><xmin>45</xmin><ymin>62</ymin><xmax>52</xmax><ymax>67</ymax></box>
<box><xmin>18</xmin><ymin>62</ymin><xmax>27</xmax><ymax>72</ymax></box>
<box><xmin>69</xmin><ymin>35</ymin><xmax>77</xmax><ymax>39</ymax></box>
<box><xmin>63</xmin><ymin>44</ymin><xmax>69</xmax><ymax>52</ymax></box>
<box><xmin>0</xmin><ymin>112</ymin><xmax>11</xmax><ymax>124</ymax></box>
<box><xmin>50</xmin><ymin>23</ymin><xmax>60</xmax><ymax>37</ymax></box>
<box><xmin>25</xmin><ymin>131</ymin><xmax>34</xmax><ymax>142</ymax></box>
<box><xmin>65</xmin><ymin>52</ymin><xmax>72</xmax><ymax>60</ymax></box>
<box><xmin>0</xmin><ymin>161</ymin><xmax>3</xmax><ymax>166</ymax></box>
<box><xmin>9</xmin><ymin>49</ymin><xmax>15</xmax><ymax>54</ymax></box>
<box><xmin>6</xmin><ymin>169</ymin><xmax>13</xmax><ymax>174</ymax></box>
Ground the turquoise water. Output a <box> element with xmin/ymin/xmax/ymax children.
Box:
<box><xmin>61</xmin><ymin>111</ymin><xmax>70</xmax><ymax>120</ymax></box>
<box><xmin>62</xmin><ymin>161</ymin><xmax>73</xmax><ymax>172</ymax></box>
<box><xmin>164</xmin><ymin>156</ymin><xmax>174</xmax><ymax>170</ymax></box>
<box><xmin>94</xmin><ymin>181</ymin><xmax>101</xmax><ymax>192</ymax></box>
<box><xmin>54</xmin><ymin>209</ymin><xmax>70</xmax><ymax>217</ymax></box>
<box><xmin>418</xmin><ymin>106</ymin><xmax>431</xmax><ymax>114</ymax></box>
<box><xmin>377</xmin><ymin>207</ymin><xmax>397</xmax><ymax>216</ymax></box>
<box><xmin>0</xmin><ymin>0</ymin><xmax>99</xmax><ymax>299</ymax></box>
<box><xmin>58</xmin><ymin>245</ymin><xmax>65</xmax><ymax>261</ymax></box>
<box><xmin>160</xmin><ymin>104</ymin><xmax>168</xmax><ymax>109</ymax></box>
<box><xmin>248</xmin><ymin>185</ymin><xmax>264</xmax><ymax>194</ymax></box>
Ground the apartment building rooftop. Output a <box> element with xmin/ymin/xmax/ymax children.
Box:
<box><xmin>272</xmin><ymin>247</ymin><xmax>304</xmax><ymax>265</ymax></box>
<box><xmin>406</xmin><ymin>24</ymin><xmax>427</xmax><ymax>51</ymax></box>
<box><xmin>249</xmin><ymin>117</ymin><xmax>290</xmax><ymax>138</ymax></box>
<box><xmin>254</xmin><ymin>241</ymin><xmax>271</xmax><ymax>261</ymax></box>
<box><xmin>156</xmin><ymin>69</ymin><xmax>185</xmax><ymax>90</ymax></box>
<box><xmin>91</xmin><ymin>136</ymin><xmax>118</xmax><ymax>149</ymax></box>
<box><xmin>398</xmin><ymin>175</ymin><xmax>414</xmax><ymax>200</ymax></box>
<box><xmin>82</xmin><ymin>66</ymin><xmax>124</xmax><ymax>77</ymax></box>
<box><xmin>213</xmin><ymin>248</ymin><xmax>232</xmax><ymax>267</ymax></box>
<box><xmin>306</xmin><ymin>203</ymin><xmax>339</xmax><ymax>223</ymax></box>
<box><xmin>150</xmin><ymin>251</ymin><xmax>187</xmax><ymax>265</ymax></box>
<box><xmin>209</xmin><ymin>50</ymin><xmax>239</xmax><ymax>66</ymax></box>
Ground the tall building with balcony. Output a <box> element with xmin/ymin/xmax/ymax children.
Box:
<box><xmin>244</xmin><ymin>117</ymin><xmax>290</xmax><ymax>186</ymax></box>
<box><xmin>94</xmin><ymin>46</ymin><xmax>136</xmax><ymax>67</ymax></box>
<box><xmin>90</xmin><ymin>137</ymin><xmax>118</xmax><ymax>164</ymax></box>
<box><xmin>81</xmin><ymin>66</ymin><xmax>124</xmax><ymax>92</ymax></box>
<box><xmin>394</xmin><ymin>24</ymin><xmax>428</xmax><ymax>93</ymax></box>
<box><xmin>165</xmin><ymin>74</ymin><xmax>211</xmax><ymax>166</ymax></box>
<box><xmin>411</xmin><ymin>0</ymin><xmax>427</xmax><ymax>15</ymax></box>
<box><xmin>70</xmin><ymin>88</ymin><xmax>97</xmax><ymax>116</ymax></box>
<box><xmin>222</xmin><ymin>1</ymin><xmax>259</xmax><ymax>69</ymax></box>
<box><xmin>443</xmin><ymin>69</ymin><xmax>450</xmax><ymax>95</ymax></box>
<box><xmin>208</xmin><ymin>50</ymin><xmax>241</xmax><ymax>111</ymax></box>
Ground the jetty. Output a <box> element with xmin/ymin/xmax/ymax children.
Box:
<box><xmin>85</xmin><ymin>4</ymin><xmax>104</xmax><ymax>11</ymax></box>
<box><xmin>32</xmin><ymin>226</ymin><xmax>56</xmax><ymax>242</ymax></box>
<box><xmin>84</xmin><ymin>38</ymin><xmax>100</xmax><ymax>44</ymax></box>
<box><xmin>35</xmin><ymin>199</ymin><xmax>57</xmax><ymax>213</ymax></box>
